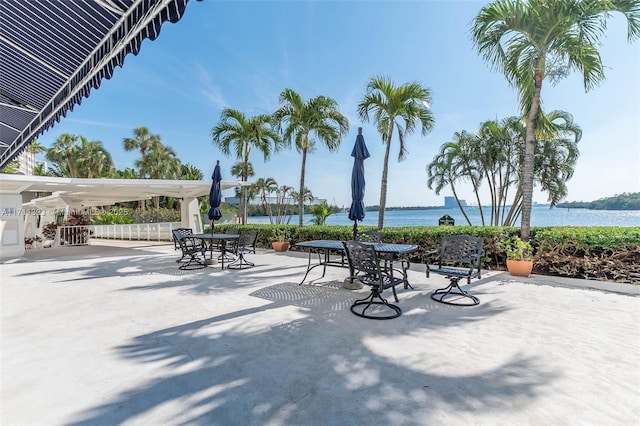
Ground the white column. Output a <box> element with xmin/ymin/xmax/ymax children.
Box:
<box><xmin>181</xmin><ymin>197</ymin><xmax>202</xmax><ymax>233</ymax></box>
<box><xmin>0</xmin><ymin>194</ymin><xmax>25</xmax><ymax>258</ymax></box>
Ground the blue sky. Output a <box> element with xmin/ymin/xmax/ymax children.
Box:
<box><xmin>36</xmin><ymin>0</ymin><xmax>640</xmax><ymax>208</ymax></box>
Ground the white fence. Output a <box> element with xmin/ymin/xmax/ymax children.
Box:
<box><xmin>56</xmin><ymin>225</ymin><xmax>92</xmax><ymax>246</ymax></box>
<box><xmin>90</xmin><ymin>222</ymin><xmax>182</xmax><ymax>242</ymax></box>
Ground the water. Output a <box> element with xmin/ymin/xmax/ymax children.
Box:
<box><xmin>248</xmin><ymin>206</ymin><xmax>640</xmax><ymax>227</ymax></box>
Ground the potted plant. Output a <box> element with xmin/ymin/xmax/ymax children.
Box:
<box><xmin>271</xmin><ymin>228</ymin><xmax>290</xmax><ymax>252</ymax></box>
<box><xmin>502</xmin><ymin>236</ymin><xmax>534</xmax><ymax>277</ymax></box>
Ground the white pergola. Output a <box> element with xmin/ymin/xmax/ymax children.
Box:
<box><xmin>0</xmin><ymin>174</ymin><xmax>241</xmax><ymax>209</ymax></box>
<box><xmin>0</xmin><ymin>174</ymin><xmax>246</xmax><ymax>258</ymax></box>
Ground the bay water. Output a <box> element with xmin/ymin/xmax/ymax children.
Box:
<box><xmin>248</xmin><ymin>205</ymin><xmax>640</xmax><ymax>227</ymax></box>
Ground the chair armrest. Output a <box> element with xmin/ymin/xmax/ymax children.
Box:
<box><xmin>423</xmin><ymin>248</ymin><xmax>441</xmax><ymax>261</ymax></box>
<box><xmin>182</xmin><ymin>236</ymin><xmax>205</xmax><ymax>249</ymax></box>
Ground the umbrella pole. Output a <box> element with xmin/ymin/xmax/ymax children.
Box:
<box><xmin>352</xmin><ymin>222</ymin><xmax>358</xmax><ymax>241</ymax></box>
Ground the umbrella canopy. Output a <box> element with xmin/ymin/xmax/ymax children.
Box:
<box><xmin>348</xmin><ymin>128</ymin><xmax>370</xmax><ymax>240</ymax></box>
<box><xmin>208</xmin><ymin>161</ymin><xmax>223</xmax><ymax>227</ymax></box>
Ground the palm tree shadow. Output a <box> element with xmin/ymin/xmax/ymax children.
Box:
<box><xmin>66</xmin><ymin>282</ymin><xmax>556</xmax><ymax>425</ymax></box>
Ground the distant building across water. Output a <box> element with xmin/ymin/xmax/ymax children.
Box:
<box><xmin>444</xmin><ymin>196</ymin><xmax>466</xmax><ymax>208</ymax></box>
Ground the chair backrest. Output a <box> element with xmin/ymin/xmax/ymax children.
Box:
<box><xmin>238</xmin><ymin>229</ymin><xmax>258</xmax><ymax>250</ymax></box>
<box><xmin>438</xmin><ymin>235</ymin><xmax>484</xmax><ymax>266</ymax></box>
<box><xmin>343</xmin><ymin>240</ymin><xmax>385</xmax><ymax>291</ymax></box>
<box><xmin>172</xmin><ymin>228</ymin><xmax>193</xmax><ymax>249</ymax></box>
<box><xmin>356</xmin><ymin>229</ymin><xmax>382</xmax><ymax>243</ymax></box>
<box><xmin>225</xmin><ymin>227</ymin><xmax>239</xmax><ymax>235</ymax></box>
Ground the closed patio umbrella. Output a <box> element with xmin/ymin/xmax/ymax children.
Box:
<box><xmin>208</xmin><ymin>160</ymin><xmax>223</xmax><ymax>232</ymax></box>
<box><xmin>348</xmin><ymin>127</ymin><xmax>370</xmax><ymax>240</ymax></box>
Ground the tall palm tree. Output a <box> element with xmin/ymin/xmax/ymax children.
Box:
<box><xmin>471</xmin><ymin>0</ymin><xmax>640</xmax><ymax>239</ymax></box>
<box><xmin>212</xmin><ymin>108</ymin><xmax>282</xmax><ymax>225</ymax></box>
<box><xmin>477</xmin><ymin>117</ymin><xmax>523</xmax><ymax>225</ymax></box>
<box><xmin>25</xmin><ymin>138</ymin><xmax>46</xmax><ymax>155</ymax></box>
<box><xmin>76</xmin><ymin>136</ymin><xmax>113</xmax><ymax>178</ymax></box>
<box><xmin>123</xmin><ymin>126</ymin><xmax>161</xmax><ymax>160</ymax></box>
<box><xmin>428</xmin><ymin>111</ymin><xmax>581</xmax><ymax>227</ymax></box>
<box><xmin>274</xmin><ymin>88</ymin><xmax>349</xmax><ymax>226</ymax></box>
<box><xmin>230</xmin><ymin>161</ymin><xmax>255</xmax><ymax>200</ymax></box>
<box><xmin>45</xmin><ymin>133</ymin><xmax>79</xmax><ymax>177</ymax></box>
<box><xmin>357</xmin><ymin>75</ymin><xmax>435</xmax><ymax>230</ymax></box>
<box><xmin>427</xmin><ymin>148</ymin><xmax>474</xmax><ymax>225</ymax></box>
<box><xmin>136</xmin><ymin>144</ymin><xmax>181</xmax><ymax>208</ymax></box>
<box><xmin>251</xmin><ymin>177</ymin><xmax>278</xmax><ymax>223</ymax></box>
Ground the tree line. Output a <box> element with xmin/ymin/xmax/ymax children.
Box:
<box><xmin>557</xmin><ymin>193</ymin><xmax>640</xmax><ymax>210</ymax></box>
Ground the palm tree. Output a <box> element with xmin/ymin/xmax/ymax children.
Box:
<box><xmin>123</xmin><ymin>126</ymin><xmax>161</xmax><ymax>160</ymax></box>
<box><xmin>112</xmin><ymin>167</ymin><xmax>138</xmax><ymax>179</ymax></box>
<box><xmin>0</xmin><ymin>160</ymin><xmax>20</xmax><ymax>174</ymax></box>
<box><xmin>25</xmin><ymin>138</ymin><xmax>46</xmax><ymax>155</ymax></box>
<box><xmin>136</xmin><ymin>144</ymin><xmax>181</xmax><ymax>208</ymax></box>
<box><xmin>76</xmin><ymin>136</ymin><xmax>113</xmax><ymax>178</ymax></box>
<box><xmin>471</xmin><ymin>0</ymin><xmax>640</xmax><ymax>239</ymax></box>
<box><xmin>32</xmin><ymin>162</ymin><xmax>48</xmax><ymax>176</ymax></box>
<box><xmin>181</xmin><ymin>163</ymin><xmax>204</xmax><ymax>180</ymax></box>
<box><xmin>427</xmin><ymin>150</ymin><xmax>474</xmax><ymax>225</ymax></box>
<box><xmin>428</xmin><ymin>111</ymin><xmax>581</xmax><ymax>226</ymax></box>
<box><xmin>230</xmin><ymin>161</ymin><xmax>255</xmax><ymax>200</ymax></box>
<box><xmin>212</xmin><ymin>108</ymin><xmax>282</xmax><ymax>225</ymax></box>
<box><xmin>251</xmin><ymin>177</ymin><xmax>278</xmax><ymax>223</ymax></box>
<box><xmin>357</xmin><ymin>75</ymin><xmax>435</xmax><ymax>229</ymax></box>
<box><xmin>274</xmin><ymin>88</ymin><xmax>349</xmax><ymax>226</ymax></box>
<box><xmin>45</xmin><ymin>133</ymin><xmax>79</xmax><ymax>177</ymax></box>
<box><xmin>286</xmin><ymin>185</ymin><xmax>312</xmax><ymax>224</ymax></box>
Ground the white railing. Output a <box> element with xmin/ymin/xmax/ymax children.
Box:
<box><xmin>56</xmin><ymin>225</ymin><xmax>92</xmax><ymax>246</ymax></box>
<box><xmin>91</xmin><ymin>222</ymin><xmax>182</xmax><ymax>242</ymax></box>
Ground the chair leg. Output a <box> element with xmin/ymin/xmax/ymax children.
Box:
<box><xmin>227</xmin><ymin>252</ymin><xmax>255</xmax><ymax>270</ymax></box>
<box><xmin>430</xmin><ymin>277</ymin><xmax>479</xmax><ymax>306</ymax></box>
<box><xmin>351</xmin><ymin>289</ymin><xmax>402</xmax><ymax>320</ymax></box>
<box><xmin>179</xmin><ymin>254</ymin><xmax>206</xmax><ymax>270</ymax></box>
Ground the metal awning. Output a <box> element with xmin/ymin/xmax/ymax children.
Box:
<box><xmin>0</xmin><ymin>0</ymin><xmax>194</xmax><ymax>168</ymax></box>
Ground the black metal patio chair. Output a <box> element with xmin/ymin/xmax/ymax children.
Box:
<box><xmin>172</xmin><ymin>229</ymin><xmax>207</xmax><ymax>270</ymax></box>
<box><xmin>343</xmin><ymin>240</ymin><xmax>403</xmax><ymax>320</ymax></box>
<box><xmin>172</xmin><ymin>227</ymin><xmax>193</xmax><ymax>254</ymax></box>
<box><xmin>356</xmin><ymin>229</ymin><xmax>411</xmax><ymax>289</ymax></box>
<box><xmin>424</xmin><ymin>235</ymin><xmax>484</xmax><ymax>306</ymax></box>
<box><xmin>228</xmin><ymin>229</ymin><xmax>259</xmax><ymax>270</ymax></box>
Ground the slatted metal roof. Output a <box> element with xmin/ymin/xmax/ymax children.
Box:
<box><xmin>0</xmin><ymin>0</ymin><xmax>193</xmax><ymax>168</ymax></box>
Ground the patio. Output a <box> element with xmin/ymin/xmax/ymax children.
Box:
<box><xmin>1</xmin><ymin>240</ymin><xmax>639</xmax><ymax>425</ymax></box>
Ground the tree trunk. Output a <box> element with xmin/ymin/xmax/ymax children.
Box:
<box><xmin>241</xmin><ymin>153</ymin><xmax>250</xmax><ymax>225</ymax></box>
<box><xmin>451</xmin><ymin>183</ymin><xmax>473</xmax><ymax>225</ymax></box>
<box><xmin>298</xmin><ymin>141</ymin><xmax>308</xmax><ymax>227</ymax></box>
<box><xmin>378</xmin><ymin>126</ymin><xmax>394</xmax><ymax>230</ymax></box>
<box><xmin>521</xmin><ymin>60</ymin><xmax>544</xmax><ymax>241</ymax></box>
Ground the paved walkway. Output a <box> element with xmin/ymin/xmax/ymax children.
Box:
<box><xmin>2</xmin><ymin>240</ymin><xmax>639</xmax><ymax>425</ymax></box>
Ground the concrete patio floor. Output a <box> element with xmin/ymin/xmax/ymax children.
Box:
<box><xmin>1</xmin><ymin>240</ymin><xmax>639</xmax><ymax>425</ymax></box>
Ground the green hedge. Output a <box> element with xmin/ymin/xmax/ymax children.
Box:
<box><xmin>209</xmin><ymin>224</ymin><xmax>640</xmax><ymax>284</ymax></box>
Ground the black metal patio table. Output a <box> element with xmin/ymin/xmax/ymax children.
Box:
<box><xmin>295</xmin><ymin>239</ymin><xmax>418</xmax><ymax>286</ymax></box>
<box><xmin>192</xmin><ymin>233</ymin><xmax>240</xmax><ymax>269</ymax></box>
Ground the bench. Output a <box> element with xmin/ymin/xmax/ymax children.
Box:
<box><xmin>423</xmin><ymin>235</ymin><xmax>484</xmax><ymax>306</ymax></box>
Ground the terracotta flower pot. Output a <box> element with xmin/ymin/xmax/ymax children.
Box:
<box><xmin>272</xmin><ymin>241</ymin><xmax>290</xmax><ymax>252</ymax></box>
<box><xmin>506</xmin><ymin>259</ymin><xmax>533</xmax><ymax>277</ymax></box>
